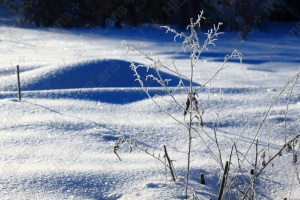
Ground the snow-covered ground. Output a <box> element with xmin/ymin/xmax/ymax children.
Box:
<box><xmin>0</xmin><ymin>23</ymin><xmax>299</xmax><ymax>199</ymax></box>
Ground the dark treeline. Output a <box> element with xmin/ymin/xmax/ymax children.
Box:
<box><xmin>1</xmin><ymin>0</ymin><xmax>299</xmax><ymax>31</ymax></box>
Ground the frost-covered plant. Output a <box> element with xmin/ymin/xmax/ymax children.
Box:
<box><xmin>117</xmin><ymin>10</ymin><xmax>242</xmax><ymax>198</ymax></box>
<box><xmin>116</xmin><ymin>10</ymin><xmax>300</xmax><ymax>199</ymax></box>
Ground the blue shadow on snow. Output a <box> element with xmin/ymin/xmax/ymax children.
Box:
<box><xmin>22</xmin><ymin>59</ymin><xmax>200</xmax><ymax>90</ymax></box>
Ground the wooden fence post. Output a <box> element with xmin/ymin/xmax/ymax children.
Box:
<box><xmin>17</xmin><ymin>65</ymin><xmax>21</xmax><ymax>100</ymax></box>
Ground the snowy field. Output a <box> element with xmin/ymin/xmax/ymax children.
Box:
<box><xmin>0</xmin><ymin>23</ymin><xmax>300</xmax><ymax>199</ymax></box>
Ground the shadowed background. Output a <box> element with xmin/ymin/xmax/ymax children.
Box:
<box><xmin>0</xmin><ymin>0</ymin><xmax>299</xmax><ymax>34</ymax></box>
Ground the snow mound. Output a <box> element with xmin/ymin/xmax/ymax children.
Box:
<box><xmin>18</xmin><ymin>59</ymin><xmax>198</xmax><ymax>90</ymax></box>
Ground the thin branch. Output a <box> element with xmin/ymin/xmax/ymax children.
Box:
<box><xmin>241</xmin><ymin>71</ymin><xmax>300</xmax><ymax>169</ymax></box>
<box><xmin>130</xmin><ymin>62</ymin><xmax>188</xmax><ymax>128</ymax></box>
<box><xmin>213</xmin><ymin>95</ymin><xmax>225</xmax><ymax>170</ymax></box>
<box><xmin>284</xmin><ymin>73</ymin><xmax>299</xmax><ymax>143</ymax></box>
<box><xmin>195</xmin><ymin>50</ymin><xmax>243</xmax><ymax>93</ymax></box>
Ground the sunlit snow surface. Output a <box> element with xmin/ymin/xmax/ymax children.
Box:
<box><xmin>0</xmin><ymin>24</ymin><xmax>300</xmax><ymax>199</ymax></box>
